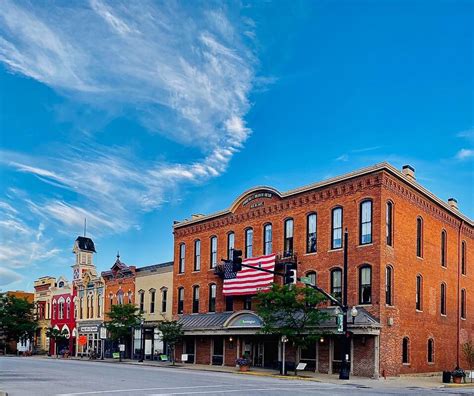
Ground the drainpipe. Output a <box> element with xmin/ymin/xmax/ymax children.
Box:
<box><xmin>457</xmin><ymin>220</ymin><xmax>464</xmax><ymax>367</ymax></box>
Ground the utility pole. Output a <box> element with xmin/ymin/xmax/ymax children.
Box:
<box><xmin>339</xmin><ymin>228</ymin><xmax>350</xmax><ymax>380</ymax></box>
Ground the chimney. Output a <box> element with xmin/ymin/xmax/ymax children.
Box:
<box><xmin>402</xmin><ymin>165</ymin><xmax>416</xmax><ymax>181</ymax></box>
<box><xmin>448</xmin><ymin>198</ymin><xmax>458</xmax><ymax>211</ymax></box>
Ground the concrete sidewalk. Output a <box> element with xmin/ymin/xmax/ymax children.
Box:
<box><xmin>27</xmin><ymin>355</ymin><xmax>474</xmax><ymax>390</ymax></box>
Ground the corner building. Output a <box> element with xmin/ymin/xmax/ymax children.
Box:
<box><xmin>173</xmin><ymin>162</ymin><xmax>473</xmax><ymax>377</ymax></box>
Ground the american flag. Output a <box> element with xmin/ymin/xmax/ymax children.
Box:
<box><xmin>223</xmin><ymin>254</ymin><xmax>276</xmax><ymax>296</ymax></box>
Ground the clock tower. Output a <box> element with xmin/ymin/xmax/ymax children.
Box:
<box><xmin>72</xmin><ymin>236</ymin><xmax>97</xmax><ymax>283</ymax></box>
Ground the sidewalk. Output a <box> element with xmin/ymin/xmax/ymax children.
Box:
<box><xmin>29</xmin><ymin>355</ymin><xmax>474</xmax><ymax>389</ymax></box>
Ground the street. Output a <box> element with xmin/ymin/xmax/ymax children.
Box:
<box><xmin>1</xmin><ymin>357</ymin><xmax>473</xmax><ymax>396</ymax></box>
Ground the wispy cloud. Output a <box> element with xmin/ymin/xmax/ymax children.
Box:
<box><xmin>335</xmin><ymin>146</ymin><xmax>382</xmax><ymax>162</ymax></box>
<box><xmin>456</xmin><ymin>148</ymin><xmax>474</xmax><ymax>160</ymax></box>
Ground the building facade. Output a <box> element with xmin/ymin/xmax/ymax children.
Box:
<box><xmin>33</xmin><ymin>276</ymin><xmax>56</xmax><ymax>353</ymax></box>
<box><xmin>134</xmin><ymin>262</ymin><xmax>174</xmax><ymax>360</ymax></box>
<box><xmin>172</xmin><ymin>162</ymin><xmax>473</xmax><ymax>377</ymax></box>
<box><xmin>101</xmin><ymin>254</ymin><xmax>136</xmax><ymax>358</ymax></box>
<box><xmin>72</xmin><ymin>236</ymin><xmax>105</xmax><ymax>357</ymax></box>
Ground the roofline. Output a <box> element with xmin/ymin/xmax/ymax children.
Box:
<box><xmin>173</xmin><ymin>162</ymin><xmax>473</xmax><ymax>229</ymax></box>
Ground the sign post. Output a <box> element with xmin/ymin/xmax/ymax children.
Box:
<box><xmin>100</xmin><ymin>327</ymin><xmax>107</xmax><ymax>360</ymax></box>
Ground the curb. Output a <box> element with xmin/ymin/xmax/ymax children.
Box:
<box><xmin>236</xmin><ymin>371</ymin><xmax>320</xmax><ymax>381</ymax></box>
<box><xmin>443</xmin><ymin>383</ymin><xmax>474</xmax><ymax>388</ymax></box>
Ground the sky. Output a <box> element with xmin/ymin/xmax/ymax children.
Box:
<box><xmin>0</xmin><ymin>0</ymin><xmax>472</xmax><ymax>291</ymax></box>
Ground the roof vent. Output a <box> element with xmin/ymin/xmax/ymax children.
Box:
<box><xmin>448</xmin><ymin>198</ymin><xmax>458</xmax><ymax>211</ymax></box>
<box><xmin>402</xmin><ymin>165</ymin><xmax>415</xmax><ymax>181</ymax></box>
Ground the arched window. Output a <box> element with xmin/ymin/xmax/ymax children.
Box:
<box><xmin>245</xmin><ymin>228</ymin><xmax>253</xmax><ymax>258</ymax></box>
<box><xmin>284</xmin><ymin>219</ymin><xmax>294</xmax><ymax>257</ymax></box>
<box><xmin>210</xmin><ymin>236</ymin><xmax>217</xmax><ymax>268</ymax></box>
<box><xmin>441</xmin><ymin>230</ymin><xmax>447</xmax><ymax>267</ymax></box>
<box><xmin>208</xmin><ymin>284</ymin><xmax>216</xmax><ymax>312</ymax></box>
<box><xmin>179</xmin><ymin>243</ymin><xmax>186</xmax><ymax>273</ymax></box>
<box><xmin>138</xmin><ymin>290</ymin><xmax>144</xmax><ymax>312</ymax></box>
<box><xmin>461</xmin><ymin>241</ymin><xmax>467</xmax><ymax>275</ymax></box>
<box><xmin>306</xmin><ymin>271</ymin><xmax>317</xmax><ymax>286</ymax></box>
<box><xmin>386</xmin><ymin>201</ymin><xmax>393</xmax><ymax>246</ymax></box>
<box><xmin>90</xmin><ymin>295</ymin><xmax>94</xmax><ymax>318</ymax></box>
<box><xmin>161</xmin><ymin>288</ymin><xmax>168</xmax><ymax>313</ymax></box>
<box><xmin>386</xmin><ymin>265</ymin><xmax>393</xmax><ymax>306</ymax></box>
<box><xmin>416</xmin><ymin>217</ymin><xmax>423</xmax><ymax>258</ymax></box>
<box><xmin>264</xmin><ymin>224</ymin><xmax>273</xmax><ymax>255</ymax></box>
<box><xmin>109</xmin><ymin>293</ymin><xmax>113</xmax><ymax>309</ymax></box>
<box><xmin>58</xmin><ymin>300</ymin><xmax>64</xmax><ymax>320</ymax></box>
<box><xmin>330</xmin><ymin>268</ymin><xmax>342</xmax><ymax>304</ymax></box>
<box><xmin>427</xmin><ymin>338</ymin><xmax>434</xmax><ymax>363</ymax></box>
<box><xmin>440</xmin><ymin>283</ymin><xmax>446</xmax><ymax>315</ymax></box>
<box><xmin>402</xmin><ymin>337</ymin><xmax>410</xmax><ymax>364</ymax></box>
<box><xmin>192</xmin><ymin>285</ymin><xmax>200</xmax><ymax>314</ymax></box>
<box><xmin>307</xmin><ymin>213</ymin><xmax>317</xmax><ymax>253</ymax></box>
<box><xmin>194</xmin><ymin>240</ymin><xmax>201</xmax><ymax>271</ymax></box>
<box><xmin>461</xmin><ymin>289</ymin><xmax>466</xmax><ymax>319</ymax></box>
<box><xmin>149</xmin><ymin>289</ymin><xmax>156</xmax><ymax>314</ymax></box>
<box><xmin>331</xmin><ymin>207</ymin><xmax>343</xmax><ymax>249</ymax></box>
<box><xmin>360</xmin><ymin>200</ymin><xmax>372</xmax><ymax>245</ymax></box>
<box><xmin>177</xmin><ymin>287</ymin><xmax>184</xmax><ymax>314</ymax></box>
<box><xmin>117</xmin><ymin>290</ymin><xmax>124</xmax><ymax>305</ymax></box>
<box><xmin>227</xmin><ymin>233</ymin><xmax>234</xmax><ymax>260</ymax></box>
<box><xmin>416</xmin><ymin>275</ymin><xmax>423</xmax><ymax>311</ymax></box>
<box><xmin>359</xmin><ymin>265</ymin><xmax>372</xmax><ymax>304</ymax></box>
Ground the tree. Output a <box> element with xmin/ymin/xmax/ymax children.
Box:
<box><xmin>463</xmin><ymin>340</ymin><xmax>474</xmax><ymax>383</ymax></box>
<box><xmin>255</xmin><ymin>284</ymin><xmax>329</xmax><ymax>375</ymax></box>
<box><xmin>157</xmin><ymin>320</ymin><xmax>184</xmax><ymax>365</ymax></box>
<box><xmin>105</xmin><ymin>303</ymin><xmax>142</xmax><ymax>362</ymax></box>
<box><xmin>46</xmin><ymin>327</ymin><xmax>68</xmax><ymax>358</ymax></box>
<box><xmin>0</xmin><ymin>294</ymin><xmax>37</xmax><ymax>353</ymax></box>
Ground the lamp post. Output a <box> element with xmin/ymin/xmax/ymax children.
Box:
<box><xmin>351</xmin><ymin>306</ymin><xmax>358</xmax><ymax>324</ymax></box>
<box><xmin>339</xmin><ymin>229</ymin><xmax>350</xmax><ymax>380</ymax></box>
<box><xmin>138</xmin><ymin>319</ymin><xmax>145</xmax><ymax>362</ymax></box>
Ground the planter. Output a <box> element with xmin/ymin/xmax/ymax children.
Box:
<box><xmin>239</xmin><ymin>365</ymin><xmax>250</xmax><ymax>372</ymax></box>
<box><xmin>453</xmin><ymin>376</ymin><xmax>462</xmax><ymax>384</ymax></box>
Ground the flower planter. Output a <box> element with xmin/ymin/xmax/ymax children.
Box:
<box><xmin>453</xmin><ymin>376</ymin><xmax>462</xmax><ymax>384</ymax></box>
<box><xmin>239</xmin><ymin>365</ymin><xmax>249</xmax><ymax>372</ymax></box>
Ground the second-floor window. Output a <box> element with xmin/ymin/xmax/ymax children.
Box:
<box><xmin>306</xmin><ymin>271</ymin><xmax>317</xmax><ymax>286</ymax></box>
<box><xmin>245</xmin><ymin>228</ymin><xmax>253</xmax><ymax>258</ymax></box>
<box><xmin>227</xmin><ymin>232</ymin><xmax>234</xmax><ymax>259</ymax></box>
<box><xmin>117</xmin><ymin>290</ymin><xmax>123</xmax><ymax>305</ymax></box>
<box><xmin>416</xmin><ymin>217</ymin><xmax>423</xmax><ymax>258</ymax></box>
<box><xmin>386</xmin><ymin>201</ymin><xmax>393</xmax><ymax>246</ymax></box>
<box><xmin>441</xmin><ymin>230</ymin><xmax>447</xmax><ymax>267</ymax></box>
<box><xmin>179</xmin><ymin>243</ymin><xmax>185</xmax><ymax>273</ymax></box>
<box><xmin>332</xmin><ymin>207</ymin><xmax>343</xmax><ymax>249</ymax></box>
<box><xmin>284</xmin><ymin>218</ymin><xmax>294</xmax><ymax>257</ymax></box>
<box><xmin>264</xmin><ymin>224</ymin><xmax>272</xmax><ymax>255</ymax></box>
<box><xmin>461</xmin><ymin>241</ymin><xmax>466</xmax><ymax>275</ymax></box>
<box><xmin>161</xmin><ymin>288</ymin><xmax>167</xmax><ymax>313</ymax></box>
<box><xmin>331</xmin><ymin>268</ymin><xmax>342</xmax><ymax>304</ymax></box>
<box><xmin>386</xmin><ymin>265</ymin><xmax>393</xmax><ymax>306</ymax></box>
<box><xmin>307</xmin><ymin>213</ymin><xmax>317</xmax><ymax>253</ymax></box>
<box><xmin>416</xmin><ymin>275</ymin><xmax>423</xmax><ymax>311</ymax></box>
<box><xmin>59</xmin><ymin>301</ymin><xmax>64</xmax><ymax>319</ymax></box>
<box><xmin>440</xmin><ymin>283</ymin><xmax>446</xmax><ymax>315</ymax></box>
<box><xmin>210</xmin><ymin>236</ymin><xmax>217</xmax><ymax>268</ymax></box>
<box><xmin>139</xmin><ymin>291</ymin><xmax>144</xmax><ymax>312</ymax></box>
<box><xmin>194</xmin><ymin>240</ymin><xmax>201</xmax><ymax>271</ymax></box>
<box><xmin>359</xmin><ymin>265</ymin><xmax>372</xmax><ymax>304</ymax></box>
<box><xmin>360</xmin><ymin>200</ymin><xmax>372</xmax><ymax>245</ymax></box>
<box><xmin>209</xmin><ymin>284</ymin><xmax>216</xmax><ymax>312</ymax></box>
<box><xmin>192</xmin><ymin>285</ymin><xmax>200</xmax><ymax>314</ymax></box>
<box><xmin>461</xmin><ymin>289</ymin><xmax>466</xmax><ymax>319</ymax></box>
<box><xmin>150</xmin><ymin>289</ymin><xmax>156</xmax><ymax>314</ymax></box>
<box><xmin>177</xmin><ymin>287</ymin><xmax>184</xmax><ymax>314</ymax></box>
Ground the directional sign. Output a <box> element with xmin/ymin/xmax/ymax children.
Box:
<box><xmin>300</xmin><ymin>276</ymin><xmax>312</xmax><ymax>285</ymax></box>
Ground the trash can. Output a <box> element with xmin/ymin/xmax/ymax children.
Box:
<box><xmin>442</xmin><ymin>371</ymin><xmax>451</xmax><ymax>383</ymax></box>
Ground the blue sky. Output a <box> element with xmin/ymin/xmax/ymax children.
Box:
<box><xmin>0</xmin><ymin>0</ymin><xmax>472</xmax><ymax>291</ymax></box>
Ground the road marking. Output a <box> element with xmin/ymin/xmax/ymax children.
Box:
<box><xmin>149</xmin><ymin>385</ymin><xmax>324</xmax><ymax>395</ymax></box>
<box><xmin>56</xmin><ymin>385</ymin><xmax>236</xmax><ymax>395</ymax></box>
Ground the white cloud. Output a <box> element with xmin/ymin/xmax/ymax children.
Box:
<box><xmin>456</xmin><ymin>148</ymin><xmax>474</xmax><ymax>160</ymax></box>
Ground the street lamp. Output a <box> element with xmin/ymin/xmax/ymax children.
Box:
<box><xmin>138</xmin><ymin>319</ymin><xmax>145</xmax><ymax>362</ymax></box>
<box><xmin>351</xmin><ymin>306</ymin><xmax>358</xmax><ymax>324</ymax></box>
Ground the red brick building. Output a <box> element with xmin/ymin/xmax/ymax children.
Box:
<box><xmin>172</xmin><ymin>162</ymin><xmax>473</xmax><ymax>377</ymax></box>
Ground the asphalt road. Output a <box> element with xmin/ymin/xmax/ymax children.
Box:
<box><xmin>1</xmin><ymin>357</ymin><xmax>473</xmax><ymax>396</ymax></box>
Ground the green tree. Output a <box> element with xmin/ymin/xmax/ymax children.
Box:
<box><xmin>46</xmin><ymin>327</ymin><xmax>69</xmax><ymax>358</ymax></box>
<box><xmin>157</xmin><ymin>320</ymin><xmax>184</xmax><ymax>365</ymax></box>
<box><xmin>255</xmin><ymin>284</ymin><xmax>328</xmax><ymax>375</ymax></box>
<box><xmin>463</xmin><ymin>340</ymin><xmax>474</xmax><ymax>383</ymax></box>
<box><xmin>105</xmin><ymin>303</ymin><xmax>142</xmax><ymax>361</ymax></box>
<box><xmin>0</xmin><ymin>294</ymin><xmax>37</xmax><ymax>353</ymax></box>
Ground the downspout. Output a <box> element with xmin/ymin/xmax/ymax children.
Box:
<box><xmin>456</xmin><ymin>220</ymin><xmax>464</xmax><ymax>367</ymax></box>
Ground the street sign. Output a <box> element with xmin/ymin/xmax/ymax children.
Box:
<box><xmin>337</xmin><ymin>313</ymin><xmax>344</xmax><ymax>333</ymax></box>
<box><xmin>300</xmin><ymin>276</ymin><xmax>312</xmax><ymax>285</ymax></box>
<box><xmin>78</xmin><ymin>335</ymin><xmax>87</xmax><ymax>346</ymax></box>
<box><xmin>100</xmin><ymin>327</ymin><xmax>107</xmax><ymax>339</ymax></box>
<box><xmin>119</xmin><ymin>344</ymin><xmax>125</xmax><ymax>352</ymax></box>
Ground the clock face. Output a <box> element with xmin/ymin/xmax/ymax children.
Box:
<box><xmin>73</xmin><ymin>268</ymin><xmax>79</xmax><ymax>280</ymax></box>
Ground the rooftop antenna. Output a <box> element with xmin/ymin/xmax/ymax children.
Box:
<box><xmin>84</xmin><ymin>218</ymin><xmax>87</xmax><ymax>237</ymax></box>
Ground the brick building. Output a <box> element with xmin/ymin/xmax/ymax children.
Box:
<box><xmin>172</xmin><ymin>162</ymin><xmax>473</xmax><ymax>377</ymax></box>
<box><xmin>33</xmin><ymin>276</ymin><xmax>56</xmax><ymax>353</ymax></box>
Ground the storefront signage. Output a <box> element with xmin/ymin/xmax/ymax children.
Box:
<box><xmin>242</xmin><ymin>193</ymin><xmax>273</xmax><ymax>206</ymax></box>
<box><xmin>79</xmin><ymin>325</ymin><xmax>98</xmax><ymax>333</ymax></box>
<box><xmin>227</xmin><ymin>314</ymin><xmax>263</xmax><ymax>328</ymax></box>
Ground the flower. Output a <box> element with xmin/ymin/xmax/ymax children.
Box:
<box><xmin>236</xmin><ymin>357</ymin><xmax>251</xmax><ymax>366</ymax></box>
<box><xmin>452</xmin><ymin>367</ymin><xmax>466</xmax><ymax>378</ymax></box>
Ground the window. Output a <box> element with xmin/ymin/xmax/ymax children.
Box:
<box><xmin>245</xmin><ymin>228</ymin><xmax>253</xmax><ymax>258</ymax></box>
<box><xmin>209</xmin><ymin>284</ymin><xmax>216</xmax><ymax>312</ymax></box>
<box><xmin>330</xmin><ymin>269</ymin><xmax>342</xmax><ymax>304</ymax></box>
<box><xmin>225</xmin><ymin>296</ymin><xmax>234</xmax><ymax>312</ymax></box>
<box><xmin>178</xmin><ymin>243</ymin><xmax>186</xmax><ymax>273</ymax></box>
<box><xmin>109</xmin><ymin>294</ymin><xmax>113</xmax><ymax>309</ymax></box>
<box><xmin>461</xmin><ymin>241</ymin><xmax>466</xmax><ymax>275</ymax></box>
<box><xmin>244</xmin><ymin>296</ymin><xmax>252</xmax><ymax>310</ymax></box>
<box><xmin>284</xmin><ymin>218</ymin><xmax>294</xmax><ymax>257</ymax></box>
<box><xmin>161</xmin><ymin>288</ymin><xmax>168</xmax><ymax>313</ymax></box>
<box><xmin>177</xmin><ymin>287</ymin><xmax>184</xmax><ymax>314</ymax></box>
<box><xmin>150</xmin><ymin>289</ymin><xmax>156</xmax><ymax>314</ymax></box>
<box><xmin>402</xmin><ymin>337</ymin><xmax>410</xmax><ymax>364</ymax></box>
<box><xmin>332</xmin><ymin>207</ymin><xmax>343</xmax><ymax>249</ymax></box>
<box><xmin>440</xmin><ymin>283</ymin><xmax>446</xmax><ymax>315</ymax></box>
<box><xmin>359</xmin><ymin>265</ymin><xmax>372</xmax><ymax>304</ymax></box>
<box><xmin>139</xmin><ymin>290</ymin><xmax>144</xmax><ymax>312</ymax></box>
<box><xmin>192</xmin><ymin>285</ymin><xmax>200</xmax><ymax>314</ymax></box>
<box><xmin>194</xmin><ymin>240</ymin><xmax>201</xmax><ymax>271</ymax></box>
<box><xmin>360</xmin><ymin>200</ymin><xmax>372</xmax><ymax>245</ymax></box>
<box><xmin>416</xmin><ymin>217</ymin><xmax>423</xmax><ymax>258</ymax></box>
<box><xmin>461</xmin><ymin>289</ymin><xmax>466</xmax><ymax>319</ymax></box>
<box><xmin>97</xmin><ymin>295</ymin><xmax>101</xmax><ymax>318</ymax></box>
<box><xmin>59</xmin><ymin>301</ymin><xmax>64</xmax><ymax>319</ymax></box>
<box><xmin>117</xmin><ymin>290</ymin><xmax>124</xmax><ymax>305</ymax></box>
<box><xmin>66</xmin><ymin>301</ymin><xmax>70</xmax><ymax>319</ymax></box>
<box><xmin>210</xmin><ymin>236</ymin><xmax>217</xmax><ymax>268</ymax></box>
<box><xmin>386</xmin><ymin>201</ymin><xmax>393</xmax><ymax>246</ymax></box>
<box><xmin>264</xmin><ymin>224</ymin><xmax>272</xmax><ymax>255</ymax></box>
<box><xmin>416</xmin><ymin>275</ymin><xmax>423</xmax><ymax>311</ymax></box>
<box><xmin>427</xmin><ymin>339</ymin><xmax>434</xmax><ymax>363</ymax></box>
<box><xmin>386</xmin><ymin>266</ymin><xmax>393</xmax><ymax>306</ymax></box>
<box><xmin>307</xmin><ymin>213</ymin><xmax>317</xmax><ymax>253</ymax></box>
<box><xmin>227</xmin><ymin>233</ymin><xmax>234</xmax><ymax>259</ymax></box>
<box><xmin>90</xmin><ymin>295</ymin><xmax>94</xmax><ymax>318</ymax></box>
<box><xmin>306</xmin><ymin>271</ymin><xmax>317</xmax><ymax>286</ymax></box>
<box><xmin>441</xmin><ymin>230</ymin><xmax>447</xmax><ymax>267</ymax></box>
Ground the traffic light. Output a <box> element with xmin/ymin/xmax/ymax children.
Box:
<box><xmin>284</xmin><ymin>263</ymin><xmax>297</xmax><ymax>285</ymax></box>
<box><xmin>232</xmin><ymin>249</ymin><xmax>243</xmax><ymax>272</ymax></box>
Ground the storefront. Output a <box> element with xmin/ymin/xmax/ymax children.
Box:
<box><xmin>77</xmin><ymin>322</ymin><xmax>103</xmax><ymax>357</ymax></box>
<box><xmin>133</xmin><ymin>323</ymin><xmax>168</xmax><ymax>360</ymax></box>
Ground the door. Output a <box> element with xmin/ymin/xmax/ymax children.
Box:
<box><xmin>212</xmin><ymin>337</ymin><xmax>224</xmax><ymax>365</ymax></box>
<box><xmin>263</xmin><ymin>340</ymin><xmax>279</xmax><ymax>369</ymax></box>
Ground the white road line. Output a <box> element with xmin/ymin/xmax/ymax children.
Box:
<box><xmin>149</xmin><ymin>385</ymin><xmax>326</xmax><ymax>395</ymax></box>
<box><xmin>56</xmin><ymin>385</ymin><xmax>231</xmax><ymax>396</ymax></box>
